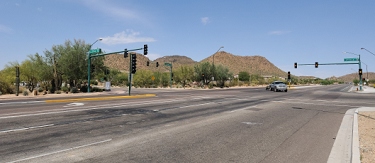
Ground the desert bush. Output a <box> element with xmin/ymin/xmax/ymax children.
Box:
<box><xmin>70</xmin><ymin>87</ymin><xmax>79</xmax><ymax>93</ymax></box>
<box><xmin>38</xmin><ymin>87</ymin><xmax>44</xmax><ymax>92</ymax></box>
<box><xmin>23</xmin><ymin>90</ymin><xmax>29</xmax><ymax>96</ymax></box>
<box><xmin>61</xmin><ymin>86</ymin><xmax>69</xmax><ymax>92</ymax></box>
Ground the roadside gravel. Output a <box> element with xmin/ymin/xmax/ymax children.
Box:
<box><xmin>358</xmin><ymin>112</ymin><xmax>375</xmax><ymax>163</ymax></box>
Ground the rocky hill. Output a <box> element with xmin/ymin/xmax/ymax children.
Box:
<box><xmin>338</xmin><ymin>72</ymin><xmax>375</xmax><ymax>82</ymax></box>
<box><xmin>104</xmin><ymin>51</ymin><xmax>287</xmax><ymax>77</ymax></box>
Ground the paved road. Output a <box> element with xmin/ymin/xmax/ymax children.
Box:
<box><xmin>0</xmin><ymin>84</ymin><xmax>373</xmax><ymax>163</ymax></box>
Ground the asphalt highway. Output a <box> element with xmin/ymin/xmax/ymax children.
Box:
<box><xmin>1</xmin><ymin>84</ymin><xmax>374</xmax><ymax>163</ymax></box>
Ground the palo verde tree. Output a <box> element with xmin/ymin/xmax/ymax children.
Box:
<box><xmin>174</xmin><ymin>65</ymin><xmax>194</xmax><ymax>88</ymax></box>
<box><xmin>194</xmin><ymin>62</ymin><xmax>213</xmax><ymax>85</ymax></box>
<box><xmin>238</xmin><ymin>71</ymin><xmax>250</xmax><ymax>81</ymax></box>
<box><xmin>43</xmin><ymin>39</ymin><xmax>105</xmax><ymax>91</ymax></box>
<box><xmin>215</xmin><ymin>64</ymin><xmax>233</xmax><ymax>87</ymax></box>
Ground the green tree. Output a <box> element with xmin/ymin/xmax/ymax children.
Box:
<box><xmin>238</xmin><ymin>71</ymin><xmax>250</xmax><ymax>81</ymax></box>
<box><xmin>174</xmin><ymin>65</ymin><xmax>194</xmax><ymax>88</ymax></box>
<box><xmin>215</xmin><ymin>65</ymin><xmax>233</xmax><ymax>87</ymax></box>
<box><xmin>133</xmin><ymin>70</ymin><xmax>153</xmax><ymax>88</ymax></box>
<box><xmin>194</xmin><ymin>62</ymin><xmax>213</xmax><ymax>85</ymax></box>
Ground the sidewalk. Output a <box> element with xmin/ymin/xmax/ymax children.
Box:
<box><xmin>350</xmin><ymin>85</ymin><xmax>375</xmax><ymax>93</ymax></box>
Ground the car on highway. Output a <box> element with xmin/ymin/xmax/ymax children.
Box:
<box><xmin>269</xmin><ymin>81</ymin><xmax>288</xmax><ymax>92</ymax></box>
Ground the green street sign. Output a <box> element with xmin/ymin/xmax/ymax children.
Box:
<box><xmin>164</xmin><ymin>63</ymin><xmax>172</xmax><ymax>67</ymax></box>
<box><xmin>89</xmin><ymin>48</ymin><xmax>102</xmax><ymax>55</ymax></box>
<box><xmin>344</xmin><ymin>58</ymin><xmax>358</xmax><ymax>62</ymax></box>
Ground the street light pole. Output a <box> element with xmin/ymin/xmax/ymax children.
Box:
<box><xmin>361</xmin><ymin>48</ymin><xmax>375</xmax><ymax>57</ymax></box>
<box><xmin>213</xmin><ymin>46</ymin><xmax>224</xmax><ymax>65</ymax></box>
<box><xmin>344</xmin><ymin>51</ymin><xmax>362</xmax><ymax>91</ymax></box>
<box><xmin>361</xmin><ymin>61</ymin><xmax>368</xmax><ymax>82</ymax></box>
<box><xmin>212</xmin><ymin>46</ymin><xmax>224</xmax><ymax>81</ymax></box>
<box><xmin>87</xmin><ymin>38</ymin><xmax>102</xmax><ymax>93</ymax></box>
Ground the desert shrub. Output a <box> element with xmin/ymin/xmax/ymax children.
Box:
<box><xmin>80</xmin><ymin>85</ymin><xmax>88</xmax><ymax>92</ymax></box>
<box><xmin>70</xmin><ymin>87</ymin><xmax>79</xmax><ymax>93</ymax></box>
<box><xmin>92</xmin><ymin>87</ymin><xmax>102</xmax><ymax>92</ymax></box>
<box><xmin>23</xmin><ymin>90</ymin><xmax>29</xmax><ymax>96</ymax></box>
<box><xmin>61</xmin><ymin>86</ymin><xmax>69</xmax><ymax>92</ymax></box>
<box><xmin>56</xmin><ymin>91</ymin><xmax>61</xmax><ymax>94</ymax></box>
<box><xmin>38</xmin><ymin>87</ymin><xmax>44</xmax><ymax>92</ymax></box>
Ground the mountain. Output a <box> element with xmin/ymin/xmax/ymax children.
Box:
<box><xmin>201</xmin><ymin>51</ymin><xmax>286</xmax><ymax>77</ymax></box>
<box><xmin>104</xmin><ymin>51</ymin><xmax>287</xmax><ymax>77</ymax></box>
<box><xmin>338</xmin><ymin>72</ymin><xmax>375</xmax><ymax>82</ymax></box>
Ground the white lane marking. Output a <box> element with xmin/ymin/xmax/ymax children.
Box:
<box><xmin>242</xmin><ymin>122</ymin><xmax>262</xmax><ymax>125</ymax></box>
<box><xmin>9</xmin><ymin>139</ymin><xmax>112</xmax><ymax>163</ymax></box>
<box><xmin>0</xmin><ymin>124</ymin><xmax>54</xmax><ymax>134</ymax></box>
<box><xmin>0</xmin><ymin>101</ymin><xmax>44</xmax><ymax>105</ymax></box>
<box><xmin>64</xmin><ymin>102</ymin><xmax>85</xmax><ymax>107</ymax></box>
<box><xmin>229</xmin><ymin>105</ymin><xmax>258</xmax><ymax>113</ymax></box>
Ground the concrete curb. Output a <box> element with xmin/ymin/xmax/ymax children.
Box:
<box><xmin>352</xmin><ymin>109</ymin><xmax>360</xmax><ymax>163</ymax></box>
<box><xmin>328</xmin><ymin>107</ymin><xmax>375</xmax><ymax>163</ymax></box>
<box><xmin>327</xmin><ymin>109</ymin><xmax>355</xmax><ymax>163</ymax></box>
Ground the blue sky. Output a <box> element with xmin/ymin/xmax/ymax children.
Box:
<box><xmin>1</xmin><ymin>0</ymin><xmax>375</xmax><ymax>79</ymax></box>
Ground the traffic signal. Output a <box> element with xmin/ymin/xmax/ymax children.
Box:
<box><xmin>359</xmin><ymin>69</ymin><xmax>362</xmax><ymax>75</ymax></box>
<box><xmin>315</xmin><ymin>62</ymin><xmax>318</xmax><ymax>68</ymax></box>
<box><xmin>91</xmin><ymin>64</ymin><xmax>95</xmax><ymax>72</ymax></box>
<box><xmin>294</xmin><ymin>62</ymin><xmax>297</xmax><ymax>69</ymax></box>
<box><xmin>147</xmin><ymin>61</ymin><xmax>150</xmax><ymax>66</ymax></box>
<box><xmin>131</xmin><ymin>54</ymin><xmax>137</xmax><ymax>74</ymax></box>
<box><xmin>144</xmin><ymin>44</ymin><xmax>148</xmax><ymax>55</ymax></box>
<box><xmin>288</xmin><ymin>71</ymin><xmax>291</xmax><ymax>80</ymax></box>
<box><xmin>156</xmin><ymin>62</ymin><xmax>159</xmax><ymax>67</ymax></box>
<box><xmin>16</xmin><ymin>66</ymin><xmax>20</xmax><ymax>77</ymax></box>
<box><xmin>124</xmin><ymin>49</ymin><xmax>128</xmax><ymax>58</ymax></box>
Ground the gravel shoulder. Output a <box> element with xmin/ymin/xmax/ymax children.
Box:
<box><xmin>358</xmin><ymin>111</ymin><xmax>375</xmax><ymax>163</ymax></box>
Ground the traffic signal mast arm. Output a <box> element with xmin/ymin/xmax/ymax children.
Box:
<box><xmin>91</xmin><ymin>48</ymin><xmax>143</xmax><ymax>58</ymax></box>
<box><xmin>296</xmin><ymin>62</ymin><xmax>358</xmax><ymax>66</ymax></box>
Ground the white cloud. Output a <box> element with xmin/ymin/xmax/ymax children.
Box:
<box><xmin>201</xmin><ymin>17</ymin><xmax>209</xmax><ymax>25</ymax></box>
<box><xmin>268</xmin><ymin>30</ymin><xmax>291</xmax><ymax>35</ymax></box>
<box><xmin>101</xmin><ymin>30</ymin><xmax>156</xmax><ymax>45</ymax></box>
<box><xmin>0</xmin><ymin>25</ymin><xmax>12</xmax><ymax>33</ymax></box>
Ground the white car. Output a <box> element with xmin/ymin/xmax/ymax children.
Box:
<box><xmin>270</xmin><ymin>81</ymin><xmax>288</xmax><ymax>92</ymax></box>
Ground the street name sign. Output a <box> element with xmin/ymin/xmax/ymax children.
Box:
<box><xmin>89</xmin><ymin>48</ymin><xmax>102</xmax><ymax>55</ymax></box>
<box><xmin>344</xmin><ymin>58</ymin><xmax>358</xmax><ymax>62</ymax></box>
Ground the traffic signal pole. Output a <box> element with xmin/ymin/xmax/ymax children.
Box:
<box><xmin>87</xmin><ymin>52</ymin><xmax>92</xmax><ymax>92</ymax></box>
<box><xmin>87</xmin><ymin>45</ymin><xmax>147</xmax><ymax>94</ymax></box>
<box><xmin>359</xmin><ymin>55</ymin><xmax>362</xmax><ymax>91</ymax></box>
<box><xmin>129</xmin><ymin>54</ymin><xmax>133</xmax><ymax>96</ymax></box>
